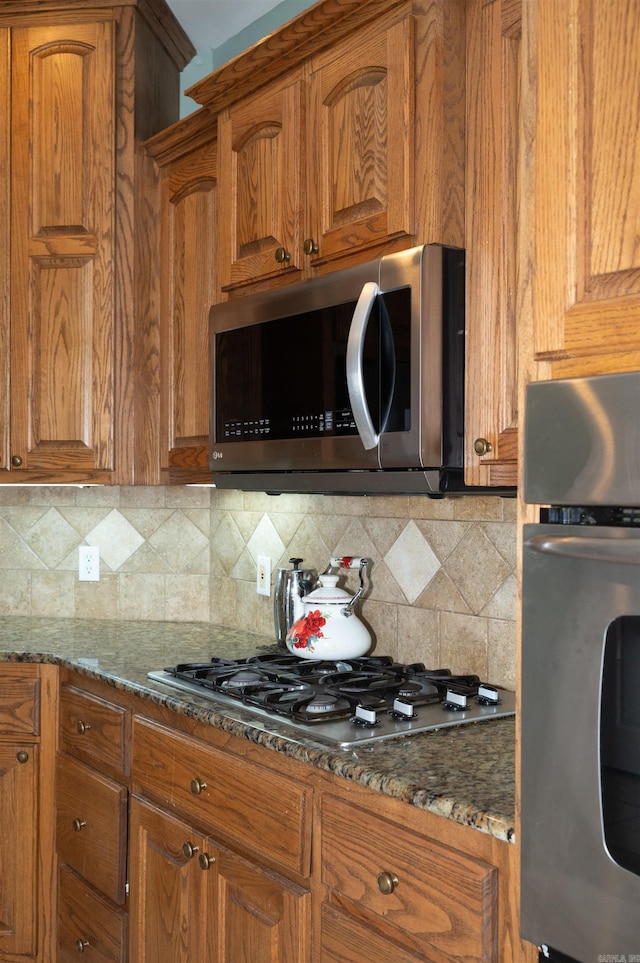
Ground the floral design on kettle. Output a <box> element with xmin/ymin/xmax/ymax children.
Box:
<box><xmin>287</xmin><ymin>609</ymin><xmax>327</xmax><ymax>652</ymax></box>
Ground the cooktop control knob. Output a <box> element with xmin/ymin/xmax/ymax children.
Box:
<box><xmin>477</xmin><ymin>684</ymin><xmax>500</xmax><ymax>705</ymax></box>
<box><xmin>443</xmin><ymin>689</ymin><xmax>468</xmax><ymax>711</ymax></box>
<box><xmin>391</xmin><ymin>697</ymin><xmax>415</xmax><ymax>720</ymax></box>
<box><xmin>353</xmin><ymin>704</ymin><xmax>379</xmax><ymax>727</ymax></box>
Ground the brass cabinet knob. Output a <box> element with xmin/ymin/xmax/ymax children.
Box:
<box><xmin>16</xmin><ymin>750</ymin><xmax>29</xmax><ymax>763</ymax></box>
<box><xmin>377</xmin><ymin>871</ymin><xmax>399</xmax><ymax>895</ymax></box>
<box><xmin>198</xmin><ymin>852</ymin><xmax>215</xmax><ymax>870</ymax></box>
<box><xmin>473</xmin><ymin>437</ymin><xmax>493</xmax><ymax>456</ymax></box>
<box><xmin>302</xmin><ymin>238</ymin><xmax>319</xmax><ymax>255</ymax></box>
<box><xmin>182</xmin><ymin>841</ymin><xmax>199</xmax><ymax>859</ymax></box>
<box><xmin>274</xmin><ymin>247</ymin><xmax>291</xmax><ymax>263</ymax></box>
<box><xmin>75</xmin><ymin>939</ymin><xmax>89</xmax><ymax>953</ymax></box>
<box><xmin>190</xmin><ymin>777</ymin><xmax>207</xmax><ymax>796</ymax></box>
<box><xmin>72</xmin><ymin>818</ymin><xmax>87</xmax><ymax>832</ymax></box>
<box><xmin>76</xmin><ymin>721</ymin><xmax>91</xmax><ymax>734</ymax></box>
<box><xmin>10</xmin><ymin>455</ymin><xmax>22</xmax><ymax>467</ymax></box>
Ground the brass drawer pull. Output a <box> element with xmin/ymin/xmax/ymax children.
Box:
<box><xmin>182</xmin><ymin>841</ymin><xmax>199</xmax><ymax>859</ymax></box>
<box><xmin>10</xmin><ymin>455</ymin><xmax>22</xmax><ymax>467</ymax></box>
<box><xmin>76</xmin><ymin>720</ymin><xmax>91</xmax><ymax>734</ymax></box>
<box><xmin>190</xmin><ymin>777</ymin><xmax>207</xmax><ymax>796</ymax></box>
<box><xmin>16</xmin><ymin>751</ymin><xmax>29</xmax><ymax>763</ymax></box>
<box><xmin>199</xmin><ymin>852</ymin><xmax>215</xmax><ymax>870</ymax></box>
<box><xmin>303</xmin><ymin>238</ymin><xmax>319</xmax><ymax>255</ymax></box>
<box><xmin>274</xmin><ymin>247</ymin><xmax>291</xmax><ymax>263</ymax></box>
<box><xmin>72</xmin><ymin>818</ymin><xmax>87</xmax><ymax>832</ymax></box>
<box><xmin>377</xmin><ymin>871</ymin><xmax>399</xmax><ymax>895</ymax></box>
<box><xmin>75</xmin><ymin>939</ymin><xmax>89</xmax><ymax>953</ymax></box>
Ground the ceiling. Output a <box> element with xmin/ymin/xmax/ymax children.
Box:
<box><xmin>166</xmin><ymin>0</ymin><xmax>284</xmax><ymax>51</ymax></box>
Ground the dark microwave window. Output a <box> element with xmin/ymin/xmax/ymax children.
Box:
<box><xmin>214</xmin><ymin>288</ymin><xmax>411</xmax><ymax>443</ymax></box>
<box><xmin>601</xmin><ymin>615</ymin><xmax>640</xmax><ymax>876</ymax></box>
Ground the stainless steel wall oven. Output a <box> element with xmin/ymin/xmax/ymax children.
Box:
<box><xmin>521</xmin><ymin>372</ymin><xmax>640</xmax><ymax>962</ymax></box>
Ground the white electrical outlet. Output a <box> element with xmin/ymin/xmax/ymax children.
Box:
<box><xmin>79</xmin><ymin>545</ymin><xmax>100</xmax><ymax>582</ymax></box>
<box><xmin>256</xmin><ymin>556</ymin><xmax>271</xmax><ymax>596</ymax></box>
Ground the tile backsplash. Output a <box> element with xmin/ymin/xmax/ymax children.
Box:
<box><xmin>0</xmin><ymin>486</ymin><xmax>517</xmax><ymax>688</ymax></box>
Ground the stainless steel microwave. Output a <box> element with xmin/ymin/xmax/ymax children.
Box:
<box><xmin>209</xmin><ymin>244</ymin><xmax>485</xmax><ymax>496</ymax></box>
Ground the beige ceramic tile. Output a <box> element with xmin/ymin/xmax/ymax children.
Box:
<box><xmin>384</xmin><ymin>521</ymin><xmax>441</xmax><ymax>604</ymax></box>
<box><xmin>440</xmin><ymin>612</ymin><xmax>488</xmax><ymax>678</ymax></box>
<box><xmin>414</xmin><ymin>568</ymin><xmax>471</xmax><ymax>615</ymax></box>
<box><xmin>212</xmin><ymin>514</ymin><xmax>246</xmax><ymax>575</ymax></box>
<box><xmin>486</xmin><ymin>618</ymin><xmax>517</xmax><ymax>690</ymax></box>
<box><xmin>87</xmin><ymin>510</ymin><xmax>145</xmax><ymax>571</ymax></box>
<box><xmin>119</xmin><ymin>486</ymin><xmax>167</xmax><ymax>508</ymax></box>
<box><xmin>148</xmin><ymin>511</ymin><xmax>209</xmax><ymax>571</ymax></box>
<box><xmin>481</xmin><ymin>574</ymin><xmax>517</xmax><ymax>621</ymax></box>
<box><xmin>406</xmin><ymin>496</ymin><xmax>455</xmax><ymax>521</ymax></box>
<box><xmin>210</xmin><ymin>575</ymin><xmax>238</xmax><ymax>627</ymax></box>
<box><xmin>75</xmin><ymin>575</ymin><xmax>118</xmax><ymax>619</ymax></box>
<box><xmin>481</xmin><ymin>521</ymin><xmax>518</xmax><ymax>569</ymax></box>
<box><xmin>362</xmin><ymin>600</ymin><xmax>398</xmax><ymax>659</ymax></box>
<box><xmin>118</xmin><ymin>574</ymin><xmax>165</xmax><ymax>621</ymax></box>
<box><xmin>414</xmin><ymin>519</ymin><xmax>471</xmax><ymax>562</ymax></box>
<box><xmin>396</xmin><ymin>606</ymin><xmax>440</xmax><ymax>666</ymax></box>
<box><xmin>0</xmin><ymin>519</ymin><xmax>46</xmax><ymax>570</ymax></box>
<box><xmin>443</xmin><ymin>526</ymin><xmax>510</xmax><ymax>614</ymax></box>
<box><xmin>164</xmin><ymin>575</ymin><xmax>211</xmax><ymax>623</ymax></box>
<box><xmin>0</xmin><ymin>570</ymin><xmax>31</xmax><ymax>615</ymax></box>
<box><xmin>453</xmin><ymin>496</ymin><xmax>504</xmax><ymax>521</ymax></box>
<box><xmin>246</xmin><ymin>514</ymin><xmax>285</xmax><ymax>563</ymax></box>
<box><xmin>31</xmin><ymin>571</ymin><xmax>75</xmax><ymax>618</ymax></box>
<box><xmin>25</xmin><ymin>507</ymin><xmax>83</xmax><ymax>568</ymax></box>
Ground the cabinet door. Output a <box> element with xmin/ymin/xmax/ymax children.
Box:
<box><xmin>0</xmin><ymin>743</ymin><xmax>38</xmax><ymax>958</ymax></box>
<box><xmin>464</xmin><ymin>0</ymin><xmax>520</xmax><ymax>486</ymax></box>
<box><xmin>307</xmin><ymin>10</ymin><xmax>415</xmax><ymax>266</ymax></box>
<box><xmin>128</xmin><ymin>797</ymin><xmax>214</xmax><ymax>963</ymax></box>
<box><xmin>215</xmin><ymin>845</ymin><xmax>311</xmax><ymax>963</ymax></box>
<box><xmin>10</xmin><ymin>22</ymin><xmax>115</xmax><ymax>475</ymax></box>
<box><xmin>218</xmin><ymin>72</ymin><xmax>304</xmax><ymax>291</ymax></box>
<box><xmin>523</xmin><ymin>0</ymin><xmax>640</xmax><ymax>379</ymax></box>
<box><xmin>160</xmin><ymin>139</ymin><xmax>217</xmax><ymax>474</ymax></box>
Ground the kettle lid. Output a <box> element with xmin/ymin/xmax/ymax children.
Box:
<box><xmin>305</xmin><ymin>575</ymin><xmax>351</xmax><ymax>603</ymax></box>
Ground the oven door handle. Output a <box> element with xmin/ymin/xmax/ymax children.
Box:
<box><xmin>527</xmin><ymin>533</ymin><xmax>640</xmax><ymax>565</ymax></box>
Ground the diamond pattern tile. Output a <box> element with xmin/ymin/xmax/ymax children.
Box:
<box><xmin>384</xmin><ymin>521</ymin><xmax>441</xmax><ymax>604</ymax></box>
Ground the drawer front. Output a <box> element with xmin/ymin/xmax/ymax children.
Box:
<box><xmin>58</xmin><ymin>866</ymin><xmax>127</xmax><ymax>963</ymax></box>
<box><xmin>59</xmin><ymin>683</ymin><xmax>129</xmax><ymax>777</ymax></box>
<box><xmin>0</xmin><ymin>666</ymin><xmax>39</xmax><ymax>735</ymax></box>
<box><xmin>321</xmin><ymin>794</ymin><xmax>498</xmax><ymax>962</ymax></box>
<box><xmin>132</xmin><ymin>716</ymin><xmax>311</xmax><ymax>878</ymax></box>
<box><xmin>57</xmin><ymin>754</ymin><xmax>128</xmax><ymax>905</ymax></box>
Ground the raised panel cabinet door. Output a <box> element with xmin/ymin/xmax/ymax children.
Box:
<box><xmin>463</xmin><ymin>0</ymin><xmax>520</xmax><ymax>487</ymax></box>
<box><xmin>128</xmin><ymin>796</ymin><xmax>214</xmax><ymax>963</ymax></box>
<box><xmin>10</xmin><ymin>21</ymin><xmax>115</xmax><ymax>474</ymax></box>
<box><xmin>218</xmin><ymin>72</ymin><xmax>304</xmax><ymax>291</ymax></box>
<box><xmin>214</xmin><ymin>845</ymin><xmax>311</xmax><ymax>963</ymax></box>
<box><xmin>523</xmin><ymin>0</ymin><xmax>640</xmax><ymax>378</ymax></box>
<box><xmin>307</xmin><ymin>10</ymin><xmax>415</xmax><ymax>265</ymax></box>
<box><xmin>161</xmin><ymin>140</ymin><xmax>217</xmax><ymax>471</ymax></box>
<box><xmin>0</xmin><ymin>743</ymin><xmax>38</xmax><ymax>958</ymax></box>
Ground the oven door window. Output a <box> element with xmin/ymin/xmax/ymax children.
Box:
<box><xmin>601</xmin><ymin>615</ymin><xmax>640</xmax><ymax>876</ymax></box>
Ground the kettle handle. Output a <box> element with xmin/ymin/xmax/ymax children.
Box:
<box><xmin>325</xmin><ymin>557</ymin><xmax>371</xmax><ymax>610</ymax></box>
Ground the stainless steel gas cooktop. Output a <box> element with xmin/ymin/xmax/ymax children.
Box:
<box><xmin>148</xmin><ymin>653</ymin><xmax>516</xmax><ymax>750</ymax></box>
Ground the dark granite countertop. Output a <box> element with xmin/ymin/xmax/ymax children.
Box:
<box><xmin>0</xmin><ymin>617</ymin><xmax>516</xmax><ymax>843</ymax></box>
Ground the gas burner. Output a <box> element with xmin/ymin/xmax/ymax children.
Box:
<box><xmin>148</xmin><ymin>655</ymin><xmax>516</xmax><ymax>748</ymax></box>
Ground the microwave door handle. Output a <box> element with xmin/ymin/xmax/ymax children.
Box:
<box><xmin>527</xmin><ymin>533</ymin><xmax>640</xmax><ymax>566</ymax></box>
<box><xmin>346</xmin><ymin>281</ymin><xmax>380</xmax><ymax>450</ymax></box>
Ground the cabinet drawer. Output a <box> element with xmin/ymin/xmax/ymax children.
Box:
<box><xmin>57</xmin><ymin>754</ymin><xmax>128</xmax><ymax>905</ymax></box>
<box><xmin>0</xmin><ymin>666</ymin><xmax>39</xmax><ymax>735</ymax></box>
<box><xmin>132</xmin><ymin>716</ymin><xmax>311</xmax><ymax>878</ymax></box>
<box><xmin>58</xmin><ymin>866</ymin><xmax>127</xmax><ymax>963</ymax></box>
<box><xmin>59</xmin><ymin>683</ymin><xmax>130</xmax><ymax>778</ymax></box>
<box><xmin>321</xmin><ymin>795</ymin><xmax>498</xmax><ymax>962</ymax></box>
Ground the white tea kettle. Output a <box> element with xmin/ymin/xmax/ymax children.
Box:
<box><xmin>286</xmin><ymin>557</ymin><xmax>371</xmax><ymax>660</ymax></box>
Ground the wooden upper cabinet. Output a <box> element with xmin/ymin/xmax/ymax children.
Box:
<box><xmin>215</xmin><ymin>0</ymin><xmax>464</xmax><ymax>294</ymax></box>
<box><xmin>522</xmin><ymin>0</ymin><xmax>640</xmax><ymax>380</ymax></box>
<box><xmin>0</xmin><ymin>2</ymin><xmax>193</xmax><ymax>484</ymax></box>
<box><xmin>146</xmin><ymin>111</ymin><xmax>218</xmax><ymax>479</ymax></box>
<box><xmin>10</xmin><ymin>22</ymin><xmax>115</xmax><ymax>476</ymax></box>
<box><xmin>218</xmin><ymin>73</ymin><xmax>305</xmax><ymax>291</ymax></box>
<box><xmin>464</xmin><ymin>0</ymin><xmax>520</xmax><ymax>488</ymax></box>
<box><xmin>306</xmin><ymin>11</ymin><xmax>414</xmax><ymax>266</ymax></box>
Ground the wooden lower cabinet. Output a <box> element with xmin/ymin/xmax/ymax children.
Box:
<box><xmin>0</xmin><ymin>665</ymin><xmax>56</xmax><ymax>963</ymax></box>
<box><xmin>128</xmin><ymin>795</ymin><xmax>311</xmax><ymax>963</ymax></box>
<box><xmin>58</xmin><ymin>866</ymin><xmax>127</xmax><ymax>963</ymax></box>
